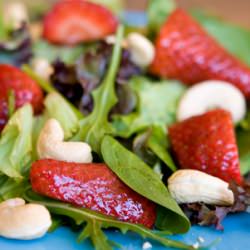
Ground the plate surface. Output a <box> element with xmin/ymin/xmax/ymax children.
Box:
<box><xmin>0</xmin><ymin>11</ymin><xmax>250</xmax><ymax>250</ymax></box>
<box><xmin>0</xmin><ymin>212</ymin><xmax>250</xmax><ymax>250</ymax></box>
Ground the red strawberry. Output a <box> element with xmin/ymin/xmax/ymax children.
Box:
<box><xmin>0</xmin><ymin>64</ymin><xmax>44</xmax><ymax>130</ymax></box>
<box><xmin>168</xmin><ymin>109</ymin><xmax>242</xmax><ymax>185</ymax></box>
<box><xmin>150</xmin><ymin>9</ymin><xmax>250</xmax><ymax>98</ymax></box>
<box><xmin>43</xmin><ymin>0</ymin><xmax>119</xmax><ymax>45</ymax></box>
<box><xmin>30</xmin><ymin>159</ymin><xmax>156</xmax><ymax>228</ymax></box>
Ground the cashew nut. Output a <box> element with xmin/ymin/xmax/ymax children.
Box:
<box><xmin>3</xmin><ymin>1</ymin><xmax>29</xmax><ymax>29</ymax></box>
<box><xmin>0</xmin><ymin>198</ymin><xmax>51</xmax><ymax>240</ymax></box>
<box><xmin>32</xmin><ymin>58</ymin><xmax>54</xmax><ymax>80</ymax></box>
<box><xmin>37</xmin><ymin>118</ymin><xmax>92</xmax><ymax>163</ymax></box>
<box><xmin>168</xmin><ymin>170</ymin><xmax>234</xmax><ymax>206</ymax></box>
<box><xmin>126</xmin><ymin>32</ymin><xmax>155</xmax><ymax>68</ymax></box>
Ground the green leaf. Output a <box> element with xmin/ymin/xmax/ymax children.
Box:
<box><xmin>147</xmin><ymin>0</ymin><xmax>176</xmax><ymax>35</ymax></box>
<box><xmin>112</xmin><ymin>77</ymin><xmax>186</xmax><ymax>138</ymax></box>
<box><xmin>147</xmin><ymin>126</ymin><xmax>176</xmax><ymax>172</ymax></box>
<box><xmin>32</xmin><ymin>40</ymin><xmax>85</xmax><ymax>64</ymax></box>
<box><xmin>101</xmin><ymin>136</ymin><xmax>190</xmax><ymax>233</ymax></box>
<box><xmin>0</xmin><ymin>104</ymin><xmax>33</xmax><ymax>178</ymax></box>
<box><xmin>73</xmin><ymin>25</ymin><xmax>124</xmax><ymax>154</ymax></box>
<box><xmin>193</xmin><ymin>11</ymin><xmax>250</xmax><ymax>66</ymax></box>
<box><xmin>24</xmin><ymin>190</ymin><xmax>196</xmax><ymax>250</ymax></box>
<box><xmin>0</xmin><ymin>177</ymin><xmax>29</xmax><ymax>201</ymax></box>
<box><xmin>89</xmin><ymin>0</ymin><xmax>124</xmax><ymax>15</ymax></box>
<box><xmin>44</xmin><ymin>92</ymin><xmax>80</xmax><ymax>140</ymax></box>
<box><xmin>237</xmin><ymin>128</ymin><xmax>250</xmax><ymax>175</ymax></box>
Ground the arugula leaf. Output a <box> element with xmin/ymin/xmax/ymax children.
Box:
<box><xmin>44</xmin><ymin>92</ymin><xmax>80</xmax><ymax>140</ymax></box>
<box><xmin>32</xmin><ymin>40</ymin><xmax>85</xmax><ymax>64</ymax></box>
<box><xmin>101</xmin><ymin>135</ymin><xmax>190</xmax><ymax>233</ymax></box>
<box><xmin>237</xmin><ymin>128</ymin><xmax>250</xmax><ymax>175</ymax></box>
<box><xmin>73</xmin><ymin>25</ymin><xmax>124</xmax><ymax>154</ymax></box>
<box><xmin>0</xmin><ymin>104</ymin><xmax>33</xmax><ymax>178</ymax></box>
<box><xmin>24</xmin><ymin>190</ymin><xmax>196</xmax><ymax>250</ymax></box>
<box><xmin>147</xmin><ymin>0</ymin><xmax>176</xmax><ymax>35</ymax></box>
<box><xmin>112</xmin><ymin>76</ymin><xmax>185</xmax><ymax>138</ymax></box>
<box><xmin>193</xmin><ymin>11</ymin><xmax>250</xmax><ymax>66</ymax></box>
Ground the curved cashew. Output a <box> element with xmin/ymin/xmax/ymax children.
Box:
<box><xmin>168</xmin><ymin>170</ymin><xmax>234</xmax><ymax>206</ymax></box>
<box><xmin>37</xmin><ymin>118</ymin><xmax>92</xmax><ymax>163</ymax></box>
<box><xmin>0</xmin><ymin>198</ymin><xmax>51</xmax><ymax>240</ymax></box>
<box><xmin>126</xmin><ymin>32</ymin><xmax>155</xmax><ymax>68</ymax></box>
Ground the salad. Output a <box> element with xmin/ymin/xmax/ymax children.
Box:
<box><xmin>0</xmin><ymin>0</ymin><xmax>250</xmax><ymax>249</ymax></box>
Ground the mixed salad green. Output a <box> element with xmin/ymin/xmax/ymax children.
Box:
<box><xmin>0</xmin><ymin>0</ymin><xmax>250</xmax><ymax>249</ymax></box>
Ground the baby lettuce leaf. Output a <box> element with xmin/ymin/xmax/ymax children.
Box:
<box><xmin>32</xmin><ymin>40</ymin><xmax>85</xmax><ymax>64</ymax></box>
<box><xmin>89</xmin><ymin>0</ymin><xmax>124</xmax><ymax>15</ymax></box>
<box><xmin>73</xmin><ymin>26</ymin><xmax>124</xmax><ymax>154</ymax></box>
<box><xmin>112</xmin><ymin>76</ymin><xmax>185</xmax><ymax>138</ymax></box>
<box><xmin>0</xmin><ymin>104</ymin><xmax>33</xmax><ymax>178</ymax></box>
<box><xmin>24</xmin><ymin>190</ymin><xmax>196</xmax><ymax>250</ymax></box>
<box><xmin>193</xmin><ymin>11</ymin><xmax>250</xmax><ymax>66</ymax></box>
<box><xmin>101</xmin><ymin>135</ymin><xmax>190</xmax><ymax>233</ymax></box>
<box><xmin>44</xmin><ymin>92</ymin><xmax>80</xmax><ymax>140</ymax></box>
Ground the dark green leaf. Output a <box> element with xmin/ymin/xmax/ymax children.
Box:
<box><xmin>24</xmin><ymin>190</ymin><xmax>196</xmax><ymax>250</ymax></box>
<box><xmin>101</xmin><ymin>135</ymin><xmax>190</xmax><ymax>233</ymax></box>
<box><xmin>73</xmin><ymin>26</ymin><xmax>124</xmax><ymax>154</ymax></box>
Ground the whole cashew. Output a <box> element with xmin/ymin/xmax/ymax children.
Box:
<box><xmin>0</xmin><ymin>198</ymin><xmax>52</xmax><ymax>240</ymax></box>
<box><xmin>126</xmin><ymin>32</ymin><xmax>155</xmax><ymax>68</ymax></box>
<box><xmin>37</xmin><ymin>118</ymin><xmax>93</xmax><ymax>163</ymax></box>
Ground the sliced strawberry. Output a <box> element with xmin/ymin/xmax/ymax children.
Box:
<box><xmin>168</xmin><ymin>109</ymin><xmax>243</xmax><ymax>185</ymax></box>
<box><xmin>0</xmin><ymin>64</ymin><xmax>44</xmax><ymax>130</ymax></box>
<box><xmin>43</xmin><ymin>0</ymin><xmax>119</xmax><ymax>45</ymax></box>
<box><xmin>30</xmin><ymin>159</ymin><xmax>156</xmax><ymax>228</ymax></box>
<box><xmin>150</xmin><ymin>9</ymin><xmax>250</xmax><ymax>98</ymax></box>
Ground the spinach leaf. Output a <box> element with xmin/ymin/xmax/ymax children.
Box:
<box><xmin>147</xmin><ymin>0</ymin><xmax>176</xmax><ymax>35</ymax></box>
<box><xmin>193</xmin><ymin>11</ymin><xmax>250</xmax><ymax>66</ymax></box>
<box><xmin>101</xmin><ymin>135</ymin><xmax>190</xmax><ymax>233</ymax></box>
<box><xmin>147</xmin><ymin>126</ymin><xmax>176</xmax><ymax>172</ymax></box>
<box><xmin>133</xmin><ymin>126</ymin><xmax>176</xmax><ymax>171</ymax></box>
<box><xmin>112</xmin><ymin>76</ymin><xmax>185</xmax><ymax>138</ymax></box>
<box><xmin>0</xmin><ymin>104</ymin><xmax>33</xmax><ymax>178</ymax></box>
<box><xmin>24</xmin><ymin>190</ymin><xmax>196</xmax><ymax>250</ymax></box>
<box><xmin>73</xmin><ymin>26</ymin><xmax>124</xmax><ymax>154</ymax></box>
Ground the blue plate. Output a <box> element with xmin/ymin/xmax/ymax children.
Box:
<box><xmin>1</xmin><ymin>11</ymin><xmax>250</xmax><ymax>250</ymax></box>
<box><xmin>0</xmin><ymin>212</ymin><xmax>250</xmax><ymax>249</ymax></box>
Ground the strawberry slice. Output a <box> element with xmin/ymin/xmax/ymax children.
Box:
<box><xmin>43</xmin><ymin>0</ymin><xmax>119</xmax><ymax>45</ymax></box>
<box><xmin>168</xmin><ymin>109</ymin><xmax>243</xmax><ymax>185</ymax></box>
<box><xmin>150</xmin><ymin>9</ymin><xmax>250</xmax><ymax>98</ymax></box>
<box><xmin>0</xmin><ymin>64</ymin><xmax>43</xmax><ymax>131</ymax></box>
<box><xmin>30</xmin><ymin>159</ymin><xmax>156</xmax><ymax>228</ymax></box>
